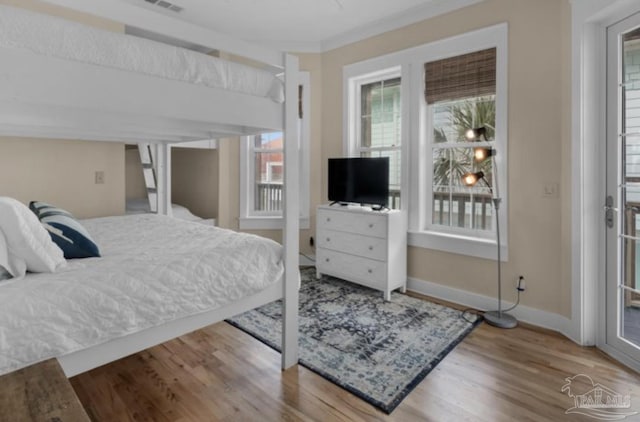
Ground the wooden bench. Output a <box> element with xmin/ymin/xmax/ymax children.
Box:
<box><xmin>0</xmin><ymin>359</ymin><xmax>90</xmax><ymax>422</ymax></box>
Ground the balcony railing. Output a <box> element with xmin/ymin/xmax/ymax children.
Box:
<box><xmin>256</xmin><ymin>184</ymin><xmax>491</xmax><ymax>230</ymax></box>
<box><xmin>433</xmin><ymin>191</ymin><xmax>493</xmax><ymax>230</ymax></box>
<box><xmin>256</xmin><ymin>182</ymin><xmax>283</xmax><ymax>212</ymax></box>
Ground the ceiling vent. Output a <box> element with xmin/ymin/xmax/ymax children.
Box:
<box><xmin>143</xmin><ymin>0</ymin><xmax>183</xmax><ymax>13</ymax></box>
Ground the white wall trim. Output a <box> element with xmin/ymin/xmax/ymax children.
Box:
<box><xmin>407</xmin><ymin>276</ymin><xmax>577</xmax><ymax>343</ymax></box>
<box><xmin>408</xmin><ymin>230</ymin><xmax>508</xmax><ymax>262</ymax></box>
<box><xmin>597</xmin><ymin>343</ymin><xmax>640</xmax><ymax>373</ymax></box>
<box><xmin>321</xmin><ymin>0</ymin><xmax>484</xmax><ymax>53</ymax></box>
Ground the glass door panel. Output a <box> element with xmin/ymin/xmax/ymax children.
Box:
<box><xmin>606</xmin><ymin>13</ymin><xmax>640</xmax><ymax>362</ymax></box>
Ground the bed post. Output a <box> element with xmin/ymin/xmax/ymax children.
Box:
<box><xmin>282</xmin><ymin>53</ymin><xmax>299</xmax><ymax>370</ymax></box>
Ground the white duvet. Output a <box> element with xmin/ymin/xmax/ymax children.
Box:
<box><xmin>0</xmin><ymin>5</ymin><xmax>284</xmax><ymax>103</ymax></box>
<box><xmin>0</xmin><ymin>214</ymin><xmax>283</xmax><ymax>376</ymax></box>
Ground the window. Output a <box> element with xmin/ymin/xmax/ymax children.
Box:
<box><xmin>344</xmin><ymin>24</ymin><xmax>507</xmax><ymax>260</ymax></box>
<box><xmin>346</xmin><ymin>67</ymin><xmax>403</xmax><ymax>209</ymax></box>
<box><xmin>426</xmin><ymin>48</ymin><xmax>497</xmax><ymax>236</ymax></box>
<box><xmin>410</xmin><ymin>25</ymin><xmax>508</xmax><ymax>260</ymax></box>
<box><xmin>240</xmin><ymin>72</ymin><xmax>310</xmax><ymax>229</ymax></box>
<box><xmin>252</xmin><ymin>132</ymin><xmax>284</xmax><ymax>213</ymax></box>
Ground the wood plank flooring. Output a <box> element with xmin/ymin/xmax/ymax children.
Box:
<box><xmin>70</xmin><ymin>295</ymin><xmax>640</xmax><ymax>422</ymax></box>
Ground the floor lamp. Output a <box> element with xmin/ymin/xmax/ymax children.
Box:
<box><xmin>462</xmin><ymin>127</ymin><xmax>517</xmax><ymax>329</ymax></box>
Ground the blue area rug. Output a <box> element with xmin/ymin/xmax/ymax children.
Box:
<box><xmin>226</xmin><ymin>267</ymin><xmax>482</xmax><ymax>414</ymax></box>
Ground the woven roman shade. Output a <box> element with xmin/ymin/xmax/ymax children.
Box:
<box><xmin>424</xmin><ymin>48</ymin><xmax>496</xmax><ymax>104</ymax></box>
<box><xmin>626</xmin><ymin>27</ymin><xmax>640</xmax><ymax>41</ymax></box>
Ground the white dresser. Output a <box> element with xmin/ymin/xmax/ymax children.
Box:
<box><xmin>315</xmin><ymin>204</ymin><xmax>407</xmax><ymax>300</ymax></box>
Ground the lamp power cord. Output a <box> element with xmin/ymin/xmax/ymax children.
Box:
<box><xmin>460</xmin><ymin>276</ymin><xmax>525</xmax><ymax>324</ymax></box>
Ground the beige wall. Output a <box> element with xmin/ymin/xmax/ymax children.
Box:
<box><xmin>171</xmin><ymin>148</ymin><xmax>218</xmax><ymax>219</ymax></box>
<box><xmin>0</xmin><ymin>138</ymin><xmax>125</xmax><ymax>218</ymax></box>
<box><xmin>320</xmin><ymin>0</ymin><xmax>572</xmax><ymax>317</ymax></box>
<box><xmin>126</xmin><ymin>146</ymin><xmax>219</xmax><ymax>219</ymax></box>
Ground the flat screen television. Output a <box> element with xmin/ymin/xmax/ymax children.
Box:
<box><xmin>328</xmin><ymin>157</ymin><xmax>389</xmax><ymax>208</ymax></box>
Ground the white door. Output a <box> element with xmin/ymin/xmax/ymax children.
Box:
<box><xmin>606</xmin><ymin>11</ymin><xmax>640</xmax><ymax>365</ymax></box>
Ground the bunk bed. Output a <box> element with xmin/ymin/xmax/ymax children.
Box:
<box><xmin>0</xmin><ymin>4</ymin><xmax>300</xmax><ymax>376</ymax></box>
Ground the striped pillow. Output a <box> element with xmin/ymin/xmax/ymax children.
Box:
<box><xmin>29</xmin><ymin>201</ymin><xmax>100</xmax><ymax>259</ymax></box>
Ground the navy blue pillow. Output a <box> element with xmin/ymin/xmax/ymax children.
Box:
<box><xmin>29</xmin><ymin>201</ymin><xmax>100</xmax><ymax>259</ymax></box>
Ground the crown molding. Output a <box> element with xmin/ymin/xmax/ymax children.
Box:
<box><xmin>320</xmin><ymin>0</ymin><xmax>484</xmax><ymax>52</ymax></box>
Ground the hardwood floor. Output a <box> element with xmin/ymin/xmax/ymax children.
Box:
<box><xmin>70</xmin><ymin>298</ymin><xmax>640</xmax><ymax>422</ymax></box>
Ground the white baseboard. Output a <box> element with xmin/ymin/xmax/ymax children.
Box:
<box><xmin>407</xmin><ymin>277</ymin><xmax>578</xmax><ymax>342</ymax></box>
<box><xmin>597</xmin><ymin>343</ymin><xmax>640</xmax><ymax>373</ymax></box>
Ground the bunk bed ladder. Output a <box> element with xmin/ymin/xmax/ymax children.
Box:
<box><xmin>138</xmin><ymin>143</ymin><xmax>158</xmax><ymax>213</ymax></box>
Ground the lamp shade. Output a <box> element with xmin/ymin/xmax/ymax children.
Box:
<box><xmin>462</xmin><ymin>171</ymin><xmax>484</xmax><ymax>186</ymax></box>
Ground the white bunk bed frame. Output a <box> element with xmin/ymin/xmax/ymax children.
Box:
<box><xmin>0</xmin><ymin>2</ymin><xmax>300</xmax><ymax>376</ymax></box>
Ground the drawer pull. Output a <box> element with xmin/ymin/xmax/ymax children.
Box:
<box><xmin>368</xmin><ymin>223</ymin><xmax>374</xmax><ymax>228</ymax></box>
<box><xmin>368</xmin><ymin>269</ymin><xmax>373</xmax><ymax>274</ymax></box>
<box><xmin>327</xmin><ymin>217</ymin><xmax>331</xmax><ymax>222</ymax></box>
<box><xmin>325</xmin><ymin>258</ymin><xmax>330</xmax><ymax>263</ymax></box>
<box><xmin>326</xmin><ymin>238</ymin><xmax>330</xmax><ymax>242</ymax></box>
<box><xmin>368</xmin><ymin>246</ymin><xmax>373</xmax><ymax>251</ymax></box>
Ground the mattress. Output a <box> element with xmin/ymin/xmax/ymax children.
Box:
<box><xmin>125</xmin><ymin>198</ymin><xmax>212</xmax><ymax>225</ymax></box>
<box><xmin>0</xmin><ymin>5</ymin><xmax>284</xmax><ymax>103</ymax></box>
<box><xmin>0</xmin><ymin>214</ymin><xmax>283</xmax><ymax>375</ymax></box>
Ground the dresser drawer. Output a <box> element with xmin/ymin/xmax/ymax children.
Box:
<box><xmin>317</xmin><ymin>228</ymin><xmax>387</xmax><ymax>261</ymax></box>
<box><xmin>317</xmin><ymin>248</ymin><xmax>387</xmax><ymax>288</ymax></box>
<box><xmin>317</xmin><ymin>208</ymin><xmax>387</xmax><ymax>238</ymax></box>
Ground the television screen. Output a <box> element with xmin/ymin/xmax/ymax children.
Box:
<box><xmin>328</xmin><ymin>157</ymin><xmax>390</xmax><ymax>207</ymax></box>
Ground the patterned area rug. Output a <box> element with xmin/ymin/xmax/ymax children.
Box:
<box><xmin>226</xmin><ymin>267</ymin><xmax>482</xmax><ymax>414</ymax></box>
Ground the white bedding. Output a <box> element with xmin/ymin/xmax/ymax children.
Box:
<box><xmin>126</xmin><ymin>198</ymin><xmax>211</xmax><ymax>224</ymax></box>
<box><xmin>0</xmin><ymin>214</ymin><xmax>283</xmax><ymax>375</ymax></box>
<box><xmin>0</xmin><ymin>5</ymin><xmax>284</xmax><ymax>103</ymax></box>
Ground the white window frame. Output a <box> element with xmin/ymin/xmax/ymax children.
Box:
<box><xmin>239</xmin><ymin>71</ymin><xmax>310</xmax><ymax>230</ymax></box>
<box><xmin>343</xmin><ymin>24</ymin><xmax>508</xmax><ymax>260</ymax></box>
<box><xmin>345</xmin><ymin>61</ymin><xmax>410</xmax><ymax>211</ymax></box>
<box><xmin>345</xmin><ymin>68</ymin><xmax>404</xmax><ymax>209</ymax></box>
<box><xmin>410</xmin><ymin>24</ymin><xmax>508</xmax><ymax>261</ymax></box>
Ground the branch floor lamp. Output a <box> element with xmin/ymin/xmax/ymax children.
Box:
<box><xmin>462</xmin><ymin>127</ymin><xmax>517</xmax><ymax>329</ymax></box>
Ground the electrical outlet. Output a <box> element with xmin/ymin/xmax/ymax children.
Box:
<box><xmin>516</xmin><ymin>276</ymin><xmax>526</xmax><ymax>292</ymax></box>
<box><xmin>309</xmin><ymin>236</ymin><xmax>314</xmax><ymax>247</ymax></box>
<box><xmin>95</xmin><ymin>171</ymin><xmax>105</xmax><ymax>184</ymax></box>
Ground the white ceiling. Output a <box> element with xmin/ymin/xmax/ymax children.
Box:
<box><xmin>118</xmin><ymin>0</ymin><xmax>482</xmax><ymax>52</ymax></box>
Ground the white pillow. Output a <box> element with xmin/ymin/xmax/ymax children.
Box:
<box><xmin>0</xmin><ymin>229</ymin><xmax>12</xmax><ymax>280</ymax></box>
<box><xmin>0</xmin><ymin>197</ymin><xmax>65</xmax><ymax>273</ymax></box>
<box><xmin>0</xmin><ymin>229</ymin><xmax>27</xmax><ymax>279</ymax></box>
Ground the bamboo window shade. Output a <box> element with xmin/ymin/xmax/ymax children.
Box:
<box><xmin>424</xmin><ymin>48</ymin><xmax>496</xmax><ymax>104</ymax></box>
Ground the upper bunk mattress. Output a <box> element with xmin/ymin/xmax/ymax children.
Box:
<box><xmin>0</xmin><ymin>5</ymin><xmax>284</xmax><ymax>102</ymax></box>
<box><xmin>0</xmin><ymin>214</ymin><xmax>283</xmax><ymax>376</ymax></box>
